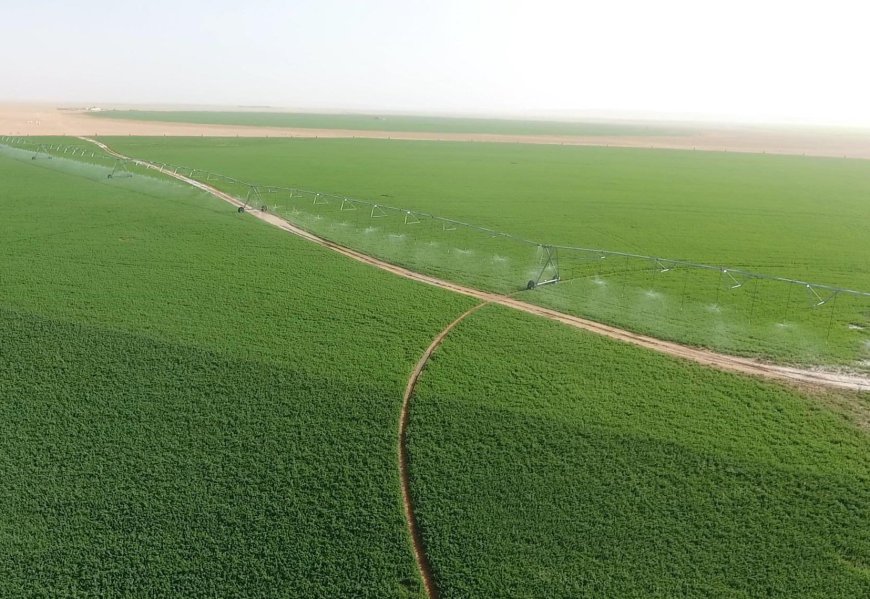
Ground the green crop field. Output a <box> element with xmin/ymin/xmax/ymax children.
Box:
<box><xmin>2</xmin><ymin>138</ymin><xmax>868</xmax><ymax>598</ymax></box>
<box><xmin>0</xmin><ymin>147</ymin><xmax>475</xmax><ymax>597</ymax></box>
<box><xmin>97</xmin><ymin>137</ymin><xmax>870</xmax><ymax>287</ymax></box>
<box><xmin>88</xmin><ymin>110</ymin><xmax>693</xmax><ymax>137</ymax></box>
<box><xmin>93</xmin><ymin>137</ymin><xmax>870</xmax><ymax>366</ymax></box>
<box><xmin>409</xmin><ymin>306</ymin><xmax>870</xmax><ymax>598</ymax></box>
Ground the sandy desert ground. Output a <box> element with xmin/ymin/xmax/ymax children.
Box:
<box><xmin>3</xmin><ymin>103</ymin><xmax>870</xmax><ymax>159</ymax></box>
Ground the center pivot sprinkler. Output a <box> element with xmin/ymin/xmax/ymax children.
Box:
<box><xmin>527</xmin><ymin>245</ymin><xmax>560</xmax><ymax>290</ymax></box>
<box><xmin>107</xmin><ymin>159</ymin><xmax>133</xmax><ymax>179</ymax></box>
<box><xmin>239</xmin><ymin>185</ymin><xmax>263</xmax><ymax>213</ymax></box>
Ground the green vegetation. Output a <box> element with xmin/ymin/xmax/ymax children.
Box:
<box><xmin>409</xmin><ymin>306</ymin><xmax>870</xmax><ymax>598</ymax></box>
<box><xmin>100</xmin><ymin>137</ymin><xmax>870</xmax><ymax>286</ymax></box>
<box><xmin>98</xmin><ymin>137</ymin><xmax>870</xmax><ymax>365</ymax></box>
<box><xmin>1</xmin><ymin>137</ymin><xmax>867</xmax><ymax>597</ymax></box>
<box><xmin>89</xmin><ymin>110</ymin><xmax>693</xmax><ymax>137</ymax></box>
<box><xmin>0</xmin><ymin>148</ymin><xmax>474</xmax><ymax>596</ymax></box>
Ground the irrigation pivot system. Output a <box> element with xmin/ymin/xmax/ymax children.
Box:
<box><xmin>2</xmin><ymin>137</ymin><xmax>869</xmax><ymax>366</ymax></box>
<box><xmin>3</xmin><ymin>137</ymin><xmax>136</xmax><ymax>177</ymax></box>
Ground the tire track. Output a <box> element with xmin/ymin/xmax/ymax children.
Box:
<box><xmin>78</xmin><ymin>137</ymin><xmax>870</xmax><ymax>393</ymax></box>
<box><xmin>399</xmin><ymin>302</ymin><xmax>488</xmax><ymax>598</ymax></box>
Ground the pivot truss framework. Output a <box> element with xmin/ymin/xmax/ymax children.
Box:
<box><xmin>2</xmin><ymin>137</ymin><xmax>134</xmax><ymax>179</ymax></box>
<box><xmin>2</xmin><ymin>136</ymin><xmax>869</xmax><ymax>304</ymax></box>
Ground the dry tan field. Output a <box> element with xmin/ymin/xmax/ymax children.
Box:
<box><xmin>3</xmin><ymin>102</ymin><xmax>870</xmax><ymax>159</ymax></box>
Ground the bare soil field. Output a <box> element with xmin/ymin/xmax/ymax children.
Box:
<box><xmin>3</xmin><ymin>103</ymin><xmax>870</xmax><ymax>159</ymax></box>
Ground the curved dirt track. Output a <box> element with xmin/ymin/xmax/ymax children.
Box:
<box><xmin>398</xmin><ymin>302</ymin><xmax>488</xmax><ymax>599</ymax></box>
<box><xmin>80</xmin><ymin>137</ymin><xmax>870</xmax><ymax>392</ymax></box>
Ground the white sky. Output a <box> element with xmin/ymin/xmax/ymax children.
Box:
<box><xmin>2</xmin><ymin>0</ymin><xmax>869</xmax><ymax>126</ymax></box>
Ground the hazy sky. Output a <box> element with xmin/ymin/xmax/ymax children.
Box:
<box><xmin>2</xmin><ymin>0</ymin><xmax>869</xmax><ymax>125</ymax></box>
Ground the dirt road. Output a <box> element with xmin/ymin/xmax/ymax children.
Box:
<box><xmin>79</xmin><ymin>137</ymin><xmax>870</xmax><ymax>392</ymax></box>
